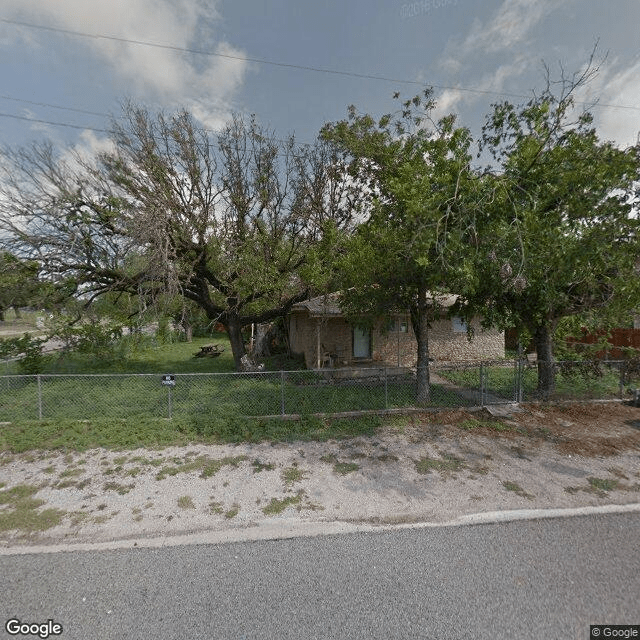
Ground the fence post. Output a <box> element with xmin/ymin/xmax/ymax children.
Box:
<box><xmin>37</xmin><ymin>374</ymin><xmax>43</xmax><ymax>420</ymax></box>
<box><xmin>280</xmin><ymin>370</ymin><xmax>286</xmax><ymax>416</ymax></box>
<box><xmin>479</xmin><ymin>363</ymin><xmax>485</xmax><ymax>406</ymax></box>
<box><xmin>384</xmin><ymin>367</ymin><xmax>388</xmax><ymax>409</ymax></box>
<box><xmin>619</xmin><ymin>361</ymin><xmax>625</xmax><ymax>399</ymax></box>
<box><xmin>167</xmin><ymin>386</ymin><xmax>173</xmax><ymax>420</ymax></box>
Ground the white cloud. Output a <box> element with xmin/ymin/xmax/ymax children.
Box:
<box><xmin>433</xmin><ymin>58</ymin><xmax>529</xmax><ymax>119</ymax></box>
<box><xmin>459</xmin><ymin>0</ymin><xmax>558</xmax><ymax>56</ymax></box>
<box><xmin>432</xmin><ymin>0</ymin><xmax>565</xmax><ymax>118</ymax></box>
<box><xmin>574</xmin><ymin>59</ymin><xmax>640</xmax><ymax>148</ymax></box>
<box><xmin>0</xmin><ymin>0</ymin><xmax>248</xmax><ymax>125</ymax></box>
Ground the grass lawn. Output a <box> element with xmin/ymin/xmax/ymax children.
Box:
<box><xmin>0</xmin><ymin>330</ymin><xmax>475</xmax><ymax>451</ymax></box>
<box><xmin>0</xmin><ymin>369</ymin><xmax>470</xmax><ymax>425</ymax></box>
<box><xmin>43</xmin><ymin>334</ymin><xmax>238</xmax><ymax>374</ymax></box>
<box><xmin>438</xmin><ymin>362</ymin><xmax>624</xmax><ymax>401</ymax></box>
<box><xmin>0</xmin><ymin>413</ymin><xmax>387</xmax><ymax>453</ymax></box>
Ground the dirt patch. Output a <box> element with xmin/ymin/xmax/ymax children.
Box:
<box><xmin>0</xmin><ymin>401</ymin><xmax>639</xmax><ymax>548</ymax></box>
<box><xmin>389</xmin><ymin>402</ymin><xmax>640</xmax><ymax>458</ymax></box>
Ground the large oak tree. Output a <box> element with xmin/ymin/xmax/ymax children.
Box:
<box><xmin>0</xmin><ymin>105</ymin><xmax>356</xmax><ymax>369</ymax></box>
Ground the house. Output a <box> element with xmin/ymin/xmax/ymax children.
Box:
<box><xmin>288</xmin><ymin>293</ymin><xmax>504</xmax><ymax>369</ymax></box>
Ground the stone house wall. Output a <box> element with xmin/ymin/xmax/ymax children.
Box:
<box><xmin>289</xmin><ymin>311</ymin><xmax>504</xmax><ymax>368</ymax></box>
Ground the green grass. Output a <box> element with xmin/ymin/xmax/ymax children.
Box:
<box><xmin>414</xmin><ymin>454</ymin><xmax>464</xmax><ymax>474</ymax></box>
<box><xmin>587</xmin><ymin>477</ymin><xmax>619</xmax><ymax>492</ymax></box>
<box><xmin>262</xmin><ymin>491</ymin><xmax>305</xmax><ymax>515</ymax></box>
<box><xmin>41</xmin><ymin>334</ymin><xmax>237</xmax><ymax>375</ymax></box>
<box><xmin>282</xmin><ymin>465</ymin><xmax>307</xmax><ymax>485</ymax></box>
<box><xmin>439</xmin><ymin>363</ymin><xmax>623</xmax><ymax>401</ymax></box>
<box><xmin>177</xmin><ymin>495</ymin><xmax>195</xmax><ymax>509</ymax></box>
<box><xmin>0</xmin><ymin>414</ymin><xmax>386</xmax><ymax>453</ymax></box>
<box><xmin>333</xmin><ymin>462</ymin><xmax>360</xmax><ymax>475</ymax></box>
<box><xmin>458</xmin><ymin>418</ymin><xmax>512</xmax><ymax>432</ymax></box>
<box><xmin>0</xmin><ymin>369</ymin><xmax>471</xmax><ymax>426</ymax></box>
<box><xmin>501</xmin><ymin>480</ymin><xmax>534</xmax><ymax>499</ymax></box>
<box><xmin>0</xmin><ymin>483</ymin><xmax>66</xmax><ymax>533</ymax></box>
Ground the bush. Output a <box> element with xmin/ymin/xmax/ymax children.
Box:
<box><xmin>0</xmin><ymin>333</ymin><xmax>48</xmax><ymax>374</ymax></box>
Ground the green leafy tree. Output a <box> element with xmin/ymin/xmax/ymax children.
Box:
<box><xmin>0</xmin><ymin>105</ymin><xmax>355</xmax><ymax>370</ymax></box>
<box><xmin>0</xmin><ymin>252</ymin><xmax>43</xmax><ymax>320</ymax></box>
<box><xmin>322</xmin><ymin>92</ymin><xmax>483</xmax><ymax>403</ymax></box>
<box><xmin>469</xmin><ymin>68</ymin><xmax>640</xmax><ymax>398</ymax></box>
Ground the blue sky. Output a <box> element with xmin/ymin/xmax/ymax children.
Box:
<box><xmin>0</xmin><ymin>0</ymin><xmax>639</xmax><ymax>157</ymax></box>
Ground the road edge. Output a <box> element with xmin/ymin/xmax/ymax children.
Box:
<box><xmin>2</xmin><ymin>502</ymin><xmax>639</xmax><ymax>556</ymax></box>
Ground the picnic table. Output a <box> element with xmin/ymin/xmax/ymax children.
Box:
<box><xmin>194</xmin><ymin>344</ymin><xmax>225</xmax><ymax>358</ymax></box>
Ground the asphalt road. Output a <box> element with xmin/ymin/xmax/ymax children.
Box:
<box><xmin>2</xmin><ymin>512</ymin><xmax>639</xmax><ymax>640</ymax></box>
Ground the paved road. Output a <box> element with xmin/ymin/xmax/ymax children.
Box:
<box><xmin>2</xmin><ymin>512</ymin><xmax>639</xmax><ymax>640</ymax></box>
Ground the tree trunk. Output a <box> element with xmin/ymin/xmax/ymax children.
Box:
<box><xmin>534</xmin><ymin>323</ymin><xmax>556</xmax><ymax>400</ymax></box>
<box><xmin>225</xmin><ymin>315</ymin><xmax>246</xmax><ymax>371</ymax></box>
<box><xmin>410</xmin><ymin>285</ymin><xmax>430</xmax><ymax>406</ymax></box>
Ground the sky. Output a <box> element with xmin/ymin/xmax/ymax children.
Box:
<box><xmin>0</xmin><ymin>0</ymin><xmax>639</xmax><ymax>160</ymax></box>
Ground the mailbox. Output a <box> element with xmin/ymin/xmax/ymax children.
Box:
<box><xmin>161</xmin><ymin>374</ymin><xmax>176</xmax><ymax>387</ymax></box>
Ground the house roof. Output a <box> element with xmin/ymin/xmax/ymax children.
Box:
<box><xmin>291</xmin><ymin>293</ymin><xmax>342</xmax><ymax>317</ymax></box>
<box><xmin>291</xmin><ymin>292</ymin><xmax>459</xmax><ymax>318</ymax></box>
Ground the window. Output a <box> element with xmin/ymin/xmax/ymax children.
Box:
<box><xmin>386</xmin><ymin>317</ymin><xmax>408</xmax><ymax>333</ymax></box>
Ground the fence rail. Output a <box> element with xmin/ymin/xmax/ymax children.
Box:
<box><xmin>1</xmin><ymin>360</ymin><xmax>638</xmax><ymax>423</ymax></box>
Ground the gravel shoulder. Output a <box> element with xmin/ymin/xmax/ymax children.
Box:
<box><xmin>1</xmin><ymin>402</ymin><xmax>639</xmax><ymax>549</ymax></box>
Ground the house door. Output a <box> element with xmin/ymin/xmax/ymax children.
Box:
<box><xmin>353</xmin><ymin>327</ymin><xmax>371</xmax><ymax>359</ymax></box>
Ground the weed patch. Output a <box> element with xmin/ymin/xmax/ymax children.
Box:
<box><xmin>209</xmin><ymin>501</ymin><xmax>223</xmax><ymax>515</ymax></box>
<box><xmin>587</xmin><ymin>477</ymin><xmax>619</xmax><ymax>492</ymax></box>
<box><xmin>59</xmin><ymin>467</ymin><xmax>84</xmax><ymax>478</ymax></box>
<box><xmin>103</xmin><ymin>481</ymin><xmax>135</xmax><ymax>495</ymax></box>
<box><xmin>282</xmin><ymin>465</ymin><xmax>307</xmax><ymax>486</ymax></box>
<box><xmin>177</xmin><ymin>496</ymin><xmax>195</xmax><ymax>509</ymax></box>
<box><xmin>333</xmin><ymin>462</ymin><xmax>359</xmax><ymax>476</ymax></box>
<box><xmin>414</xmin><ymin>455</ymin><xmax>464</xmax><ymax>475</ymax></box>
<box><xmin>251</xmin><ymin>459</ymin><xmax>275</xmax><ymax>473</ymax></box>
<box><xmin>262</xmin><ymin>491</ymin><xmax>304</xmax><ymax>515</ymax></box>
<box><xmin>502</xmin><ymin>480</ymin><xmax>534</xmax><ymax>499</ymax></box>
<box><xmin>0</xmin><ymin>484</ymin><xmax>66</xmax><ymax>533</ymax></box>
<box><xmin>224</xmin><ymin>505</ymin><xmax>239</xmax><ymax>519</ymax></box>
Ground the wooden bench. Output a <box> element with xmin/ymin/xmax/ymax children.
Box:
<box><xmin>194</xmin><ymin>344</ymin><xmax>225</xmax><ymax>358</ymax></box>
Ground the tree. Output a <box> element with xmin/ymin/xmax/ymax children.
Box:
<box><xmin>0</xmin><ymin>252</ymin><xmax>44</xmax><ymax>320</ymax></box>
<box><xmin>0</xmin><ymin>105</ymin><xmax>356</xmax><ymax>369</ymax></box>
<box><xmin>322</xmin><ymin>92</ymin><xmax>482</xmax><ymax>404</ymax></box>
<box><xmin>468</xmin><ymin>67</ymin><xmax>640</xmax><ymax>398</ymax></box>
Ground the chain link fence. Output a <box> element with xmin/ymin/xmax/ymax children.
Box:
<box><xmin>1</xmin><ymin>360</ymin><xmax>639</xmax><ymax>423</ymax></box>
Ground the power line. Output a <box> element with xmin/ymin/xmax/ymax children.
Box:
<box><xmin>2</xmin><ymin>17</ymin><xmax>639</xmax><ymax>112</ymax></box>
<box><xmin>0</xmin><ymin>94</ymin><xmax>109</xmax><ymax>118</ymax></box>
<box><xmin>0</xmin><ymin>111</ymin><xmax>109</xmax><ymax>133</ymax></box>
